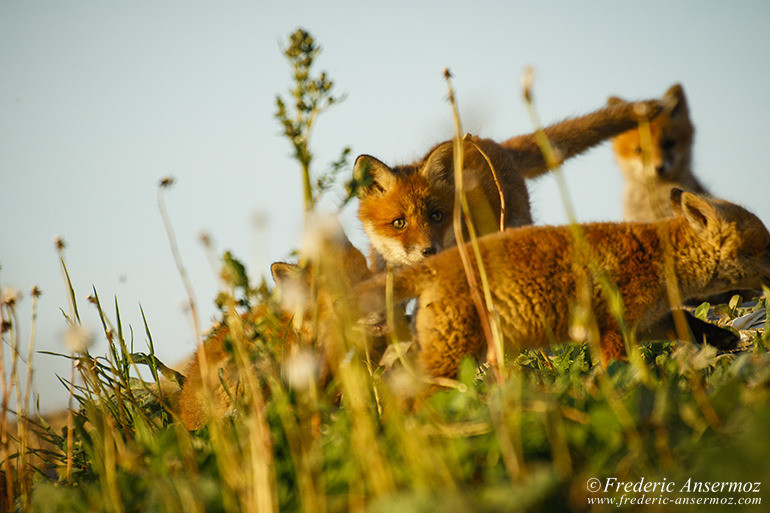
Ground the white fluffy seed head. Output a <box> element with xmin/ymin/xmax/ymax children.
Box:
<box><xmin>64</xmin><ymin>325</ymin><xmax>94</xmax><ymax>353</ymax></box>
<box><xmin>285</xmin><ymin>349</ymin><xmax>318</xmax><ymax>391</ymax></box>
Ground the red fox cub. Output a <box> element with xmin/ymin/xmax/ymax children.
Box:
<box><xmin>355</xmin><ymin>190</ymin><xmax>770</xmax><ymax>379</ymax></box>
<box><xmin>609</xmin><ymin>84</ymin><xmax>708</xmax><ymax>222</ymax></box>
<box><xmin>355</xmin><ymin>96</ymin><xmax>670</xmax><ymax>269</ymax></box>
<box><xmin>178</xmin><ymin>226</ymin><xmax>372</xmax><ymax>430</ymax></box>
<box><xmin>178</xmin><ymin>300</ymin><xmax>297</xmax><ymax>430</ymax></box>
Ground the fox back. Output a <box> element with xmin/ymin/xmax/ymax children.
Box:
<box><xmin>356</xmin><ymin>96</ymin><xmax>669</xmax><ymax>269</ymax></box>
<box><xmin>610</xmin><ymin>84</ymin><xmax>707</xmax><ymax>221</ymax></box>
<box><xmin>356</xmin><ymin>190</ymin><xmax>770</xmax><ymax>378</ymax></box>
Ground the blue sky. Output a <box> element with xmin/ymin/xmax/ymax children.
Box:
<box><xmin>2</xmin><ymin>1</ymin><xmax>769</xmax><ymax>412</ymax></box>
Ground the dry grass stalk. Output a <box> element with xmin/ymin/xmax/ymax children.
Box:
<box><xmin>443</xmin><ymin>69</ymin><xmax>506</xmax><ymax>384</ymax></box>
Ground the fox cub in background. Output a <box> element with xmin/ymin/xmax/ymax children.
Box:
<box><xmin>355</xmin><ymin>96</ymin><xmax>669</xmax><ymax>269</ymax></box>
<box><xmin>178</xmin><ymin>299</ymin><xmax>297</xmax><ymax>430</ymax></box>
<box><xmin>355</xmin><ymin>190</ymin><xmax>770</xmax><ymax>379</ymax></box>
<box><xmin>179</xmin><ymin>227</ymin><xmax>372</xmax><ymax>430</ymax></box>
<box><xmin>609</xmin><ymin>84</ymin><xmax>708</xmax><ymax>221</ymax></box>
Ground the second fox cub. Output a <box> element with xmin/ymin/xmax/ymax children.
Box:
<box><xmin>356</xmin><ymin>96</ymin><xmax>669</xmax><ymax>269</ymax></box>
<box><xmin>610</xmin><ymin>84</ymin><xmax>708</xmax><ymax>221</ymax></box>
<box><xmin>355</xmin><ymin>190</ymin><xmax>770</xmax><ymax>378</ymax></box>
<box><xmin>178</xmin><ymin>225</ymin><xmax>373</xmax><ymax>430</ymax></box>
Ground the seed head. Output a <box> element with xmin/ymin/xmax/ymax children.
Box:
<box><xmin>2</xmin><ymin>287</ymin><xmax>21</xmax><ymax>306</ymax></box>
<box><xmin>285</xmin><ymin>349</ymin><xmax>317</xmax><ymax>391</ymax></box>
<box><xmin>64</xmin><ymin>325</ymin><xmax>94</xmax><ymax>353</ymax></box>
<box><xmin>633</xmin><ymin>101</ymin><xmax>650</xmax><ymax>119</ymax></box>
<box><xmin>199</xmin><ymin>231</ymin><xmax>212</xmax><ymax>249</ymax></box>
<box><xmin>521</xmin><ymin>66</ymin><xmax>535</xmax><ymax>103</ymax></box>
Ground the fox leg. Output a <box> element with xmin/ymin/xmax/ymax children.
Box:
<box><xmin>416</xmin><ymin>298</ymin><xmax>486</xmax><ymax>379</ymax></box>
<box><xmin>599</xmin><ymin>330</ymin><xmax>628</xmax><ymax>367</ymax></box>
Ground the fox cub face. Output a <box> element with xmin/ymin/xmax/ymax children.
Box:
<box><xmin>610</xmin><ymin>84</ymin><xmax>694</xmax><ymax>182</ymax></box>
<box><xmin>675</xmin><ymin>189</ymin><xmax>770</xmax><ymax>292</ymax></box>
<box><xmin>356</xmin><ymin>143</ymin><xmax>455</xmax><ymax>266</ymax></box>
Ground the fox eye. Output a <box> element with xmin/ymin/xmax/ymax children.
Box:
<box><xmin>662</xmin><ymin>139</ymin><xmax>676</xmax><ymax>151</ymax></box>
<box><xmin>634</xmin><ymin>146</ymin><xmax>642</xmax><ymax>155</ymax></box>
<box><xmin>392</xmin><ymin>218</ymin><xmax>406</xmax><ymax>229</ymax></box>
<box><xmin>430</xmin><ymin>211</ymin><xmax>444</xmax><ymax>223</ymax></box>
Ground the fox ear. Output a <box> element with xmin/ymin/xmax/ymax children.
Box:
<box><xmin>664</xmin><ymin>83</ymin><xmax>689</xmax><ymax>120</ymax></box>
<box><xmin>271</xmin><ymin>262</ymin><xmax>303</xmax><ymax>287</ymax></box>
<box><xmin>670</xmin><ymin>187</ymin><xmax>684</xmax><ymax>212</ymax></box>
<box><xmin>607</xmin><ymin>96</ymin><xmax>626</xmax><ymax>107</ymax></box>
<box><xmin>671</xmin><ymin>189</ymin><xmax>719</xmax><ymax>234</ymax></box>
<box><xmin>341</xmin><ymin>243</ymin><xmax>372</xmax><ymax>284</ymax></box>
<box><xmin>419</xmin><ymin>141</ymin><xmax>454</xmax><ymax>185</ymax></box>
<box><xmin>353</xmin><ymin>155</ymin><xmax>396</xmax><ymax>197</ymax></box>
<box><xmin>271</xmin><ymin>262</ymin><xmax>313</xmax><ymax>310</ymax></box>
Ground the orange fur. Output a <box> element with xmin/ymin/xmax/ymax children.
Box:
<box><xmin>177</xmin><ymin>302</ymin><xmax>298</xmax><ymax>430</ymax></box>
<box><xmin>178</xmin><ymin>227</ymin><xmax>373</xmax><ymax>430</ymax></box>
<box><xmin>610</xmin><ymin>84</ymin><xmax>707</xmax><ymax>221</ymax></box>
<box><xmin>356</xmin><ymin>96</ymin><xmax>670</xmax><ymax>269</ymax></box>
<box><xmin>355</xmin><ymin>191</ymin><xmax>770</xmax><ymax>378</ymax></box>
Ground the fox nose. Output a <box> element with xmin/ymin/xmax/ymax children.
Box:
<box><xmin>655</xmin><ymin>164</ymin><xmax>667</xmax><ymax>175</ymax></box>
<box><xmin>421</xmin><ymin>246</ymin><xmax>437</xmax><ymax>257</ymax></box>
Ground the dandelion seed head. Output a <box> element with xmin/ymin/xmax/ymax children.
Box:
<box><xmin>64</xmin><ymin>325</ymin><xmax>94</xmax><ymax>353</ymax></box>
<box><xmin>285</xmin><ymin>349</ymin><xmax>317</xmax><ymax>390</ymax></box>
<box><xmin>278</xmin><ymin>277</ymin><xmax>309</xmax><ymax>313</ymax></box>
<box><xmin>387</xmin><ymin>367</ymin><xmax>421</xmax><ymax>399</ymax></box>
<box><xmin>633</xmin><ymin>101</ymin><xmax>650</xmax><ymax>118</ymax></box>
<box><xmin>301</xmin><ymin>212</ymin><xmax>347</xmax><ymax>260</ymax></box>
<box><xmin>2</xmin><ymin>287</ymin><xmax>21</xmax><ymax>306</ymax></box>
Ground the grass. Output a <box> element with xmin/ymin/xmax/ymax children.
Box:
<box><xmin>2</xmin><ymin>28</ymin><xmax>770</xmax><ymax>512</ymax></box>
<box><xmin>6</xmin><ymin>280</ymin><xmax>770</xmax><ymax>512</ymax></box>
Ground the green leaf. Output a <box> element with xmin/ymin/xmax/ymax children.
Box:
<box><xmin>693</xmin><ymin>302</ymin><xmax>711</xmax><ymax>321</ymax></box>
<box><xmin>729</xmin><ymin>294</ymin><xmax>741</xmax><ymax>314</ymax></box>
